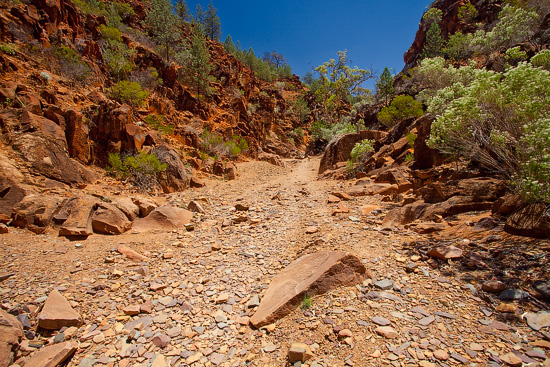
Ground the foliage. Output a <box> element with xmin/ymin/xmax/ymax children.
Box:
<box><xmin>129</xmin><ymin>67</ymin><xmax>163</xmax><ymax>91</ymax></box>
<box><xmin>109</xmin><ymin>80</ymin><xmax>149</xmax><ymax>107</ymax></box>
<box><xmin>505</xmin><ymin>46</ymin><xmax>528</xmax><ymax>66</ymax></box>
<box><xmin>406</xmin><ymin>132</ymin><xmax>417</xmax><ymax>148</ymax></box>
<box><xmin>222</xmin><ymin>36</ymin><xmax>292</xmax><ymax>81</ymax></box>
<box><xmin>421</xmin><ymin>59</ymin><xmax>550</xmax><ymax>203</ymax></box>
<box><xmin>144</xmin><ymin>114</ymin><xmax>174</xmax><ymax>135</ymax></box>
<box><xmin>378</xmin><ymin>95</ymin><xmax>424</xmax><ymax>127</ymax></box>
<box><xmin>289</xmin><ymin>95</ymin><xmax>310</xmax><ymax>123</ymax></box>
<box><xmin>143</xmin><ymin>0</ymin><xmax>181</xmax><ymax>63</ymax></box>
<box><xmin>203</xmin><ymin>1</ymin><xmax>222</xmax><ymax>41</ymax></box>
<box><xmin>421</xmin><ymin>22</ymin><xmax>444</xmax><ymax>59</ymax></box>
<box><xmin>484</xmin><ymin>5</ymin><xmax>539</xmax><ymax>51</ymax></box>
<box><xmin>178</xmin><ymin>26</ymin><xmax>215</xmax><ymax>98</ymax></box>
<box><xmin>458</xmin><ymin>1</ymin><xmax>478</xmax><ymax>23</ymax></box>
<box><xmin>443</xmin><ymin>32</ymin><xmax>474</xmax><ymax>61</ymax></box>
<box><xmin>174</xmin><ymin>0</ymin><xmax>191</xmax><ymax>22</ymax></box>
<box><xmin>422</xmin><ymin>8</ymin><xmax>442</xmax><ymax>24</ymax></box>
<box><xmin>0</xmin><ymin>43</ymin><xmax>16</xmax><ymax>55</ymax></box>
<box><xmin>301</xmin><ymin>295</ymin><xmax>312</xmax><ymax>309</ymax></box>
<box><xmin>263</xmin><ymin>50</ymin><xmax>287</xmax><ymax>68</ymax></box>
<box><xmin>349</xmin><ymin>139</ymin><xmax>374</xmax><ymax>164</ymax></box>
<box><xmin>531</xmin><ymin>50</ymin><xmax>550</xmax><ymax>70</ymax></box>
<box><xmin>199</xmin><ymin>130</ymin><xmax>248</xmax><ymax>159</ymax></box>
<box><xmin>54</xmin><ymin>45</ymin><xmax>91</xmax><ymax>82</ymax></box>
<box><xmin>314</xmin><ymin>50</ymin><xmax>373</xmax><ymax>124</ymax></box>
<box><xmin>302</xmin><ymin>71</ymin><xmax>321</xmax><ymax>93</ymax></box>
<box><xmin>376</xmin><ymin>67</ymin><xmax>394</xmax><ymax>104</ymax></box>
<box><xmin>310</xmin><ymin>120</ymin><xmax>356</xmax><ymax>142</ymax></box>
<box><xmin>107</xmin><ymin>151</ymin><xmax>166</xmax><ymax>190</ymax></box>
<box><xmin>99</xmin><ymin>27</ymin><xmax>134</xmax><ymax>80</ymax></box>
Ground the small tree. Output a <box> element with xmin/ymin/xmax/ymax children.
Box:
<box><xmin>144</xmin><ymin>0</ymin><xmax>181</xmax><ymax>63</ymax></box>
<box><xmin>378</xmin><ymin>95</ymin><xmax>423</xmax><ymax>127</ymax></box>
<box><xmin>315</xmin><ymin>50</ymin><xmax>373</xmax><ymax>125</ymax></box>
<box><xmin>223</xmin><ymin>35</ymin><xmax>236</xmax><ymax>54</ymax></box>
<box><xmin>376</xmin><ymin>67</ymin><xmax>394</xmax><ymax>104</ymax></box>
<box><xmin>174</xmin><ymin>0</ymin><xmax>191</xmax><ymax>23</ymax></box>
<box><xmin>421</xmin><ymin>8</ymin><xmax>444</xmax><ymax>59</ymax></box>
<box><xmin>183</xmin><ymin>26</ymin><xmax>215</xmax><ymax>98</ymax></box>
<box><xmin>195</xmin><ymin>1</ymin><xmax>221</xmax><ymax>41</ymax></box>
<box><xmin>263</xmin><ymin>50</ymin><xmax>287</xmax><ymax>68</ymax></box>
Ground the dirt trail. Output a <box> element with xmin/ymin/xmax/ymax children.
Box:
<box><xmin>1</xmin><ymin>157</ymin><xmax>549</xmax><ymax>367</ymax></box>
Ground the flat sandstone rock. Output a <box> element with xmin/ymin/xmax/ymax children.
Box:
<box><xmin>24</xmin><ymin>341</ymin><xmax>77</xmax><ymax>367</ymax></box>
<box><xmin>250</xmin><ymin>251</ymin><xmax>366</xmax><ymax>327</ymax></box>
<box><xmin>38</xmin><ymin>289</ymin><xmax>83</xmax><ymax>330</ymax></box>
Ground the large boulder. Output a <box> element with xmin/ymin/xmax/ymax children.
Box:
<box><xmin>59</xmin><ymin>197</ymin><xmax>99</xmax><ymax>237</ymax></box>
<box><xmin>12</xmin><ymin>194</ymin><xmax>64</xmax><ymax>233</ymax></box>
<box><xmin>505</xmin><ymin>203</ymin><xmax>550</xmax><ymax>239</ymax></box>
<box><xmin>0</xmin><ymin>309</ymin><xmax>23</xmax><ymax>367</ymax></box>
<box><xmin>12</xmin><ymin>113</ymin><xmax>97</xmax><ymax>186</ymax></box>
<box><xmin>0</xmin><ymin>184</ymin><xmax>31</xmax><ymax>217</ymax></box>
<box><xmin>132</xmin><ymin>205</ymin><xmax>193</xmax><ymax>232</ymax></box>
<box><xmin>414</xmin><ymin>114</ymin><xmax>445</xmax><ymax>169</ymax></box>
<box><xmin>319</xmin><ymin>130</ymin><xmax>387</xmax><ymax>174</ymax></box>
<box><xmin>153</xmin><ymin>144</ymin><xmax>191</xmax><ymax>193</ymax></box>
<box><xmin>250</xmin><ymin>251</ymin><xmax>366</xmax><ymax>328</ymax></box>
<box><xmin>92</xmin><ymin>203</ymin><xmax>132</xmax><ymax>235</ymax></box>
<box><xmin>419</xmin><ymin>177</ymin><xmax>507</xmax><ymax>204</ymax></box>
<box><xmin>64</xmin><ymin>109</ymin><xmax>91</xmax><ymax>164</ymax></box>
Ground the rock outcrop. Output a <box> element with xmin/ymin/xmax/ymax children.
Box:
<box><xmin>250</xmin><ymin>251</ymin><xmax>366</xmax><ymax>328</ymax></box>
<box><xmin>0</xmin><ymin>309</ymin><xmax>23</xmax><ymax>367</ymax></box>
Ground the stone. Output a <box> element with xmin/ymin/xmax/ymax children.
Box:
<box><xmin>132</xmin><ymin>205</ymin><xmax>193</xmax><ymax>232</ymax></box>
<box><xmin>288</xmin><ymin>343</ymin><xmax>313</xmax><ymax>363</ymax></box>
<box><xmin>188</xmin><ymin>200</ymin><xmax>205</xmax><ymax>214</ymax></box>
<box><xmin>505</xmin><ymin>202</ymin><xmax>550</xmax><ymax>239</ymax></box>
<box><xmin>524</xmin><ymin>311</ymin><xmax>550</xmax><ymax>331</ymax></box>
<box><xmin>305</xmin><ymin>226</ymin><xmax>319</xmax><ymax>234</ymax></box>
<box><xmin>152</xmin><ymin>334</ymin><xmax>171</xmax><ymax>348</ymax></box>
<box><xmin>0</xmin><ymin>309</ymin><xmax>23</xmax><ymax>367</ymax></box>
<box><xmin>434</xmin><ymin>349</ymin><xmax>449</xmax><ymax>360</ymax></box>
<box><xmin>59</xmin><ymin>197</ymin><xmax>98</xmax><ymax>237</ymax></box>
<box><xmin>24</xmin><ymin>341</ymin><xmax>77</xmax><ymax>367</ymax></box>
<box><xmin>92</xmin><ymin>203</ymin><xmax>132</xmax><ymax>235</ymax></box>
<box><xmin>427</xmin><ymin>245</ymin><xmax>463</xmax><ymax>260</ymax></box>
<box><xmin>375</xmin><ymin>326</ymin><xmax>398</xmax><ymax>339</ymax></box>
<box><xmin>250</xmin><ymin>251</ymin><xmax>366</xmax><ymax>327</ymax></box>
<box><xmin>190</xmin><ymin>177</ymin><xmax>206</xmax><ymax>188</ymax></box>
<box><xmin>331</xmin><ymin>191</ymin><xmax>352</xmax><ymax>201</ymax></box>
<box><xmin>11</xmin><ymin>194</ymin><xmax>64</xmax><ymax>232</ymax></box>
<box><xmin>37</xmin><ymin>289</ymin><xmax>83</xmax><ymax>330</ymax></box>
<box><xmin>499</xmin><ymin>289</ymin><xmax>530</xmax><ymax>300</ymax></box>
<box><xmin>374</xmin><ymin>279</ymin><xmax>393</xmax><ymax>290</ymax></box>
<box><xmin>117</xmin><ymin>245</ymin><xmax>150</xmax><ymax>262</ymax></box>
<box><xmin>154</xmin><ymin>144</ymin><xmax>192</xmax><ymax>193</ymax></box>
<box><xmin>482</xmin><ymin>280</ymin><xmax>507</xmax><ymax>294</ymax></box>
<box><xmin>132</xmin><ymin>197</ymin><xmax>157</xmax><ymax>217</ymax></box>
<box><xmin>0</xmin><ymin>224</ymin><xmax>7</xmax><ymax>234</ymax></box>
<box><xmin>150</xmin><ymin>354</ymin><xmax>167</xmax><ymax>367</ymax></box>
<box><xmin>500</xmin><ymin>352</ymin><xmax>523</xmax><ymax>366</ymax></box>
<box><xmin>371</xmin><ymin>317</ymin><xmax>390</xmax><ymax>326</ymax></box>
<box><xmin>534</xmin><ymin>280</ymin><xmax>550</xmax><ymax>301</ymax></box>
<box><xmin>123</xmin><ymin>305</ymin><xmax>141</xmax><ymax>316</ymax></box>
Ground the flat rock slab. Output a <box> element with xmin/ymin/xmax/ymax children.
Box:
<box><xmin>38</xmin><ymin>289</ymin><xmax>83</xmax><ymax>330</ymax></box>
<box><xmin>118</xmin><ymin>245</ymin><xmax>150</xmax><ymax>262</ymax></box>
<box><xmin>427</xmin><ymin>245</ymin><xmax>463</xmax><ymax>260</ymax></box>
<box><xmin>132</xmin><ymin>205</ymin><xmax>193</xmax><ymax>232</ymax></box>
<box><xmin>0</xmin><ymin>309</ymin><xmax>23</xmax><ymax>367</ymax></box>
<box><xmin>250</xmin><ymin>251</ymin><xmax>366</xmax><ymax>327</ymax></box>
<box><xmin>524</xmin><ymin>311</ymin><xmax>550</xmax><ymax>331</ymax></box>
<box><xmin>24</xmin><ymin>341</ymin><xmax>77</xmax><ymax>367</ymax></box>
<box><xmin>92</xmin><ymin>203</ymin><xmax>131</xmax><ymax>235</ymax></box>
<box><xmin>59</xmin><ymin>197</ymin><xmax>97</xmax><ymax>237</ymax></box>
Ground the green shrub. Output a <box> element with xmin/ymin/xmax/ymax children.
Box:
<box><xmin>109</xmin><ymin>80</ymin><xmax>149</xmax><ymax>107</ymax></box>
<box><xmin>423</xmin><ymin>60</ymin><xmax>550</xmax><ymax>203</ymax></box>
<box><xmin>0</xmin><ymin>43</ymin><xmax>16</xmax><ymax>55</ymax></box>
<box><xmin>310</xmin><ymin>120</ymin><xmax>327</xmax><ymax>140</ymax></box>
<box><xmin>406</xmin><ymin>132</ymin><xmax>417</xmax><ymax>148</ymax></box>
<box><xmin>378</xmin><ymin>95</ymin><xmax>424</xmax><ymax>127</ymax></box>
<box><xmin>289</xmin><ymin>95</ymin><xmax>310</xmax><ymax>123</ymax></box>
<box><xmin>443</xmin><ymin>32</ymin><xmax>474</xmax><ymax>61</ymax></box>
<box><xmin>107</xmin><ymin>151</ymin><xmax>166</xmax><ymax>190</ymax></box>
<box><xmin>505</xmin><ymin>46</ymin><xmax>528</xmax><ymax>66</ymax></box>
<box><xmin>54</xmin><ymin>45</ymin><xmax>91</xmax><ymax>82</ymax></box>
<box><xmin>458</xmin><ymin>1</ymin><xmax>478</xmax><ymax>23</ymax></box>
<box><xmin>129</xmin><ymin>67</ymin><xmax>163</xmax><ymax>91</ymax></box>
<box><xmin>144</xmin><ymin>114</ymin><xmax>174</xmax><ymax>135</ymax></box>
<box><xmin>483</xmin><ymin>5</ymin><xmax>539</xmax><ymax>52</ymax></box>
<box><xmin>293</xmin><ymin>127</ymin><xmax>304</xmax><ymax>140</ymax></box>
<box><xmin>349</xmin><ymin>139</ymin><xmax>374</xmax><ymax>164</ymax></box>
<box><xmin>531</xmin><ymin>50</ymin><xmax>550</xmax><ymax>70</ymax></box>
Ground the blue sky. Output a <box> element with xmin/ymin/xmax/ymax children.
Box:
<box><xmin>183</xmin><ymin>0</ymin><xmax>432</xmax><ymax>89</ymax></box>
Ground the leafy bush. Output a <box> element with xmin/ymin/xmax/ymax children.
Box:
<box><xmin>531</xmin><ymin>50</ymin><xmax>550</xmax><ymax>70</ymax></box>
<box><xmin>458</xmin><ymin>1</ymin><xmax>478</xmax><ymax>23</ymax></box>
<box><xmin>99</xmin><ymin>25</ymin><xmax>123</xmax><ymax>42</ymax></box>
<box><xmin>144</xmin><ymin>114</ymin><xmax>174</xmax><ymax>135</ymax></box>
<box><xmin>310</xmin><ymin>120</ymin><xmax>327</xmax><ymax>140</ymax></box>
<box><xmin>505</xmin><ymin>46</ymin><xmax>528</xmax><ymax>66</ymax></box>
<box><xmin>129</xmin><ymin>67</ymin><xmax>163</xmax><ymax>90</ymax></box>
<box><xmin>54</xmin><ymin>45</ymin><xmax>91</xmax><ymax>82</ymax></box>
<box><xmin>289</xmin><ymin>95</ymin><xmax>310</xmax><ymax>123</ymax></box>
<box><xmin>349</xmin><ymin>139</ymin><xmax>374</xmax><ymax>164</ymax></box>
<box><xmin>107</xmin><ymin>151</ymin><xmax>166</xmax><ymax>190</ymax></box>
<box><xmin>422</xmin><ymin>60</ymin><xmax>550</xmax><ymax>203</ymax></box>
<box><xmin>100</xmin><ymin>36</ymin><xmax>134</xmax><ymax>79</ymax></box>
<box><xmin>109</xmin><ymin>80</ymin><xmax>149</xmax><ymax>107</ymax></box>
<box><xmin>378</xmin><ymin>95</ymin><xmax>424</xmax><ymax>127</ymax></box>
<box><xmin>0</xmin><ymin>43</ymin><xmax>16</xmax><ymax>55</ymax></box>
<box><xmin>443</xmin><ymin>32</ymin><xmax>474</xmax><ymax>61</ymax></box>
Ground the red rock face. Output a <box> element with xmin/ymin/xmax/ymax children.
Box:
<box><xmin>403</xmin><ymin>0</ymin><xmax>504</xmax><ymax>68</ymax></box>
